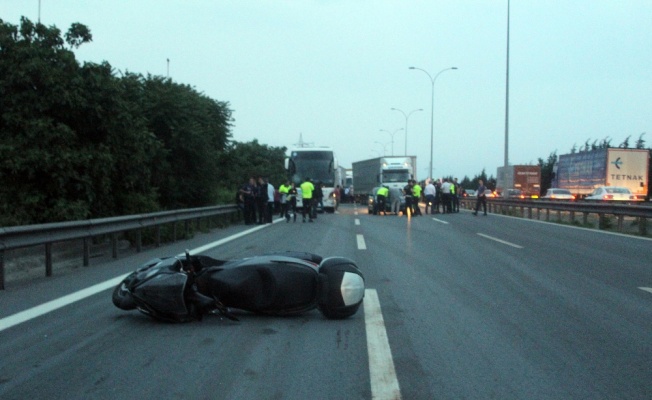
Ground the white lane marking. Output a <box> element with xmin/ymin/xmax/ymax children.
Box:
<box><xmin>185</xmin><ymin>220</ymin><xmax>281</xmax><ymax>255</ymax></box>
<box><xmin>355</xmin><ymin>219</ymin><xmax>360</xmax><ymax>225</ymax></box>
<box><xmin>0</xmin><ymin>273</ymin><xmax>130</xmax><ymax>333</ymax></box>
<box><xmin>432</xmin><ymin>218</ymin><xmax>449</xmax><ymax>224</ymax></box>
<box><xmin>639</xmin><ymin>287</ymin><xmax>652</xmax><ymax>295</ymax></box>
<box><xmin>0</xmin><ymin>223</ymin><xmax>279</xmax><ymax>332</ymax></box>
<box><xmin>357</xmin><ymin>234</ymin><xmax>367</xmax><ymax>250</ymax></box>
<box><xmin>477</xmin><ymin>233</ymin><xmax>524</xmax><ymax>249</ymax></box>
<box><xmin>365</xmin><ymin>289</ymin><xmax>402</xmax><ymax>400</ymax></box>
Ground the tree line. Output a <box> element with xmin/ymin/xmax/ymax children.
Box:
<box><xmin>0</xmin><ymin>17</ymin><xmax>287</xmax><ymax>226</ymax></box>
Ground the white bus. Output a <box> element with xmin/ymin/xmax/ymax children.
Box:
<box><xmin>285</xmin><ymin>146</ymin><xmax>341</xmax><ymax>212</ymax></box>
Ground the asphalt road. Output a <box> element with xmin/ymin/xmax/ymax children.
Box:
<box><xmin>1</xmin><ymin>203</ymin><xmax>651</xmax><ymax>399</ymax></box>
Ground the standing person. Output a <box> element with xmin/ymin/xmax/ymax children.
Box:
<box><xmin>300</xmin><ymin>177</ymin><xmax>315</xmax><ymax>222</ymax></box>
<box><xmin>433</xmin><ymin>180</ymin><xmax>442</xmax><ymax>214</ymax></box>
<box><xmin>473</xmin><ymin>179</ymin><xmax>488</xmax><ymax>216</ymax></box>
<box><xmin>412</xmin><ymin>181</ymin><xmax>423</xmax><ymax>216</ymax></box>
<box><xmin>424</xmin><ymin>179</ymin><xmax>436</xmax><ymax>214</ymax></box>
<box><xmin>279</xmin><ymin>180</ymin><xmax>290</xmax><ymax>218</ymax></box>
<box><xmin>334</xmin><ymin>185</ymin><xmax>341</xmax><ymax>212</ymax></box>
<box><xmin>266</xmin><ymin>178</ymin><xmax>275</xmax><ymax>223</ymax></box>
<box><xmin>403</xmin><ymin>180</ymin><xmax>414</xmax><ymax>216</ymax></box>
<box><xmin>255</xmin><ymin>176</ymin><xmax>267</xmax><ymax>224</ymax></box>
<box><xmin>239</xmin><ymin>177</ymin><xmax>257</xmax><ymax>225</ymax></box>
<box><xmin>452</xmin><ymin>178</ymin><xmax>460</xmax><ymax>213</ymax></box>
<box><xmin>441</xmin><ymin>178</ymin><xmax>452</xmax><ymax>214</ymax></box>
<box><xmin>287</xmin><ymin>182</ymin><xmax>298</xmax><ymax>222</ymax></box>
<box><xmin>313</xmin><ymin>182</ymin><xmax>324</xmax><ymax>218</ymax></box>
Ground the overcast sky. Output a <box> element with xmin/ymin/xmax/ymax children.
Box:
<box><xmin>3</xmin><ymin>1</ymin><xmax>651</xmax><ymax>180</ymax></box>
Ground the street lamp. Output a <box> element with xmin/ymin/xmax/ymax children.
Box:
<box><xmin>409</xmin><ymin>66</ymin><xmax>458</xmax><ymax>180</ymax></box>
<box><xmin>391</xmin><ymin>107</ymin><xmax>423</xmax><ymax>155</ymax></box>
<box><xmin>379</xmin><ymin>128</ymin><xmax>404</xmax><ymax>156</ymax></box>
<box><xmin>374</xmin><ymin>141</ymin><xmax>390</xmax><ymax>156</ymax></box>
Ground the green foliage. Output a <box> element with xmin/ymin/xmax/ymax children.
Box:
<box><xmin>538</xmin><ymin>151</ymin><xmax>557</xmax><ymax>195</ymax></box>
<box><xmin>0</xmin><ymin>17</ymin><xmax>291</xmax><ymax>227</ymax></box>
<box><xmin>218</xmin><ymin>139</ymin><xmax>288</xmax><ymax>191</ymax></box>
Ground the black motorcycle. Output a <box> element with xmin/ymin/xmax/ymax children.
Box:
<box><xmin>112</xmin><ymin>251</ymin><xmax>365</xmax><ymax>322</ymax></box>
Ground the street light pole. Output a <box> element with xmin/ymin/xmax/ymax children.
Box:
<box><xmin>374</xmin><ymin>141</ymin><xmax>390</xmax><ymax>156</ymax></box>
<box><xmin>391</xmin><ymin>108</ymin><xmax>423</xmax><ymax>156</ymax></box>
<box><xmin>409</xmin><ymin>66</ymin><xmax>457</xmax><ymax>180</ymax></box>
<box><xmin>379</xmin><ymin>128</ymin><xmax>404</xmax><ymax>156</ymax></box>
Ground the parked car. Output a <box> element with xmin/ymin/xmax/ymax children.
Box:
<box><xmin>584</xmin><ymin>186</ymin><xmax>643</xmax><ymax>202</ymax></box>
<box><xmin>480</xmin><ymin>189</ymin><xmax>497</xmax><ymax>198</ymax></box>
<box><xmin>542</xmin><ymin>188</ymin><xmax>575</xmax><ymax>200</ymax></box>
<box><xmin>463</xmin><ymin>189</ymin><xmax>477</xmax><ymax>198</ymax></box>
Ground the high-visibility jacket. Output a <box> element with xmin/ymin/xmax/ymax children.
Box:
<box><xmin>300</xmin><ymin>181</ymin><xmax>314</xmax><ymax>199</ymax></box>
<box><xmin>279</xmin><ymin>184</ymin><xmax>289</xmax><ymax>194</ymax></box>
<box><xmin>412</xmin><ymin>184</ymin><xmax>422</xmax><ymax>198</ymax></box>
<box><xmin>377</xmin><ymin>187</ymin><xmax>389</xmax><ymax>197</ymax></box>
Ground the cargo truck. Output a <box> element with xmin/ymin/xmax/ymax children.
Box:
<box><xmin>496</xmin><ymin>165</ymin><xmax>542</xmax><ymax>198</ymax></box>
<box><xmin>352</xmin><ymin>156</ymin><xmax>416</xmax><ymax>210</ymax></box>
<box><xmin>552</xmin><ymin>148</ymin><xmax>650</xmax><ymax>198</ymax></box>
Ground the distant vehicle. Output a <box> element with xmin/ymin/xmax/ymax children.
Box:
<box><xmin>542</xmin><ymin>188</ymin><xmax>575</xmax><ymax>200</ymax></box>
<box><xmin>285</xmin><ymin>144</ymin><xmax>341</xmax><ymax>212</ymax></box>
<box><xmin>584</xmin><ymin>186</ymin><xmax>643</xmax><ymax>202</ymax></box>
<box><xmin>352</xmin><ymin>156</ymin><xmax>416</xmax><ymax>204</ymax></box>
<box><xmin>480</xmin><ymin>189</ymin><xmax>497</xmax><ymax>198</ymax></box>
<box><xmin>463</xmin><ymin>189</ymin><xmax>477</xmax><ymax>198</ymax></box>
<box><xmin>504</xmin><ymin>189</ymin><xmax>525</xmax><ymax>199</ymax></box>
<box><xmin>552</xmin><ymin>148</ymin><xmax>649</xmax><ymax>198</ymax></box>
<box><xmin>496</xmin><ymin>165</ymin><xmax>541</xmax><ymax>198</ymax></box>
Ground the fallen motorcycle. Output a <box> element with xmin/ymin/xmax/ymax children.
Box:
<box><xmin>112</xmin><ymin>251</ymin><xmax>365</xmax><ymax>322</ymax></box>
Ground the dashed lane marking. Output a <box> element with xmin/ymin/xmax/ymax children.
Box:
<box><xmin>477</xmin><ymin>233</ymin><xmax>524</xmax><ymax>249</ymax></box>
<box><xmin>432</xmin><ymin>218</ymin><xmax>449</xmax><ymax>224</ymax></box>
<box><xmin>639</xmin><ymin>287</ymin><xmax>652</xmax><ymax>295</ymax></box>
<box><xmin>357</xmin><ymin>234</ymin><xmax>367</xmax><ymax>250</ymax></box>
<box><xmin>355</xmin><ymin>219</ymin><xmax>360</xmax><ymax>225</ymax></box>
<box><xmin>365</xmin><ymin>289</ymin><xmax>402</xmax><ymax>400</ymax></box>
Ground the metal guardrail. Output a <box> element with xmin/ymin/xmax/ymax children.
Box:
<box><xmin>0</xmin><ymin>205</ymin><xmax>240</xmax><ymax>290</ymax></box>
<box><xmin>460</xmin><ymin>198</ymin><xmax>651</xmax><ymax>235</ymax></box>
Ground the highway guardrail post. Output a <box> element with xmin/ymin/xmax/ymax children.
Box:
<box><xmin>45</xmin><ymin>243</ymin><xmax>53</xmax><ymax>277</ymax></box>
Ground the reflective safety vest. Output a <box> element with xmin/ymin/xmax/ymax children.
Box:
<box><xmin>300</xmin><ymin>181</ymin><xmax>314</xmax><ymax>199</ymax></box>
<box><xmin>412</xmin><ymin>184</ymin><xmax>422</xmax><ymax>198</ymax></box>
<box><xmin>279</xmin><ymin>184</ymin><xmax>289</xmax><ymax>194</ymax></box>
<box><xmin>377</xmin><ymin>187</ymin><xmax>389</xmax><ymax>197</ymax></box>
<box><xmin>450</xmin><ymin>184</ymin><xmax>456</xmax><ymax>194</ymax></box>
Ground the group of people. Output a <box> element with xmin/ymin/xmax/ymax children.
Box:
<box><xmin>399</xmin><ymin>178</ymin><xmax>462</xmax><ymax>215</ymax></box>
<box><xmin>376</xmin><ymin>177</ymin><xmax>488</xmax><ymax>216</ymax></box>
<box><xmin>238</xmin><ymin>176</ymin><xmax>338</xmax><ymax>225</ymax></box>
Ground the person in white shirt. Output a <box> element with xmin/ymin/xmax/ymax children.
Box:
<box><xmin>266</xmin><ymin>179</ymin><xmax>275</xmax><ymax>223</ymax></box>
<box><xmin>423</xmin><ymin>180</ymin><xmax>437</xmax><ymax>214</ymax></box>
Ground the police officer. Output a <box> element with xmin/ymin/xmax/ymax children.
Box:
<box><xmin>376</xmin><ymin>185</ymin><xmax>389</xmax><ymax>215</ymax></box>
<box><xmin>300</xmin><ymin>177</ymin><xmax>315</xmax><ymax>222</ymax></box>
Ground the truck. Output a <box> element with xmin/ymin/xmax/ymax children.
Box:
<box><xmin>552</xmin><ymin>148</ymin><xmax>650</xmax><ymax>198</ymax></box>
<box><xmin>352</xmin><ymin>156</ymin><xmax>416</xmax><ymax>208</ymax></box>
<box><xmin>496</xmin><ymin>165</ymin><xmax>541</xmax><ymax>198</ymax></box>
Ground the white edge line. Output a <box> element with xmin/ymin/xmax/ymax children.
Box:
<box><xmin>364</xmin><ymin>289</ymin><xmax>402</xmax><ymax>399</ymax></box>
<box><xmin>480</xmin><ymin>210</ymin><xmax>652</xmax><ymax>242</ymax></box>
<box><xmin>477</xmin><ymin>233</ymin><xmax>524</xmax><ymax>249</ymax></box>
<box><xmin>639</xmin><ymin>287</ymin><xmax>652</xmax><ymax>294</ymax></box>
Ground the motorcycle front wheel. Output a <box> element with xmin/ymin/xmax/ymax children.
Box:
<box><xmin>112</xmin><ymin>282</ymin><xmax>137</xmax><ymax>310</ymax></box>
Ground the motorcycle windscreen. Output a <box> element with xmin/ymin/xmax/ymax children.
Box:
<box><xmin>132</xmin><ymin>273</ymin><xmax>189</xmax><ymax>319</ymax></box>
